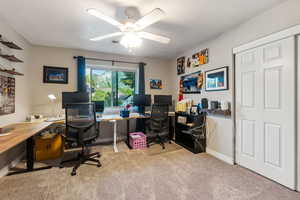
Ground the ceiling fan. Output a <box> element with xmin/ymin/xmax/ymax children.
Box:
<box><xmin>87</xmin><ymin>8</ymin><xmax>171</xmax><ymax>48</ymax></box>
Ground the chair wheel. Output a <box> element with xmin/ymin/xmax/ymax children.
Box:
<box><xmin>169</xmin><ymin>141</ymin><xmax>172</xmax><ymax>144</ymax></box>
<box><xmin>59</xmin><ymin>164</ymin><xmax>64</xmax><ymax>168</ymax></box>
<box><xmin>71</xmin><ymin>171</ymin><xmax>76</xmax><ymax>176</ymax></box>
<box><xmin>97</xmin><ymin>154</ymin><xmax>101</xmax><ymax>158</ymax></box>
<box><xmin>97</xmin><ymin>163</ymin><xmax>102</xmax><ymax>168</ymax></box>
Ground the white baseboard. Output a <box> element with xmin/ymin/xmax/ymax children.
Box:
<box><xmin>0</xmin><ymin>152</ymin><xmax>25</xmax><ymax>177</ymax></box>
<box><xmin>206</xmin><ymin>148</ymin><xmax>234</xmax><ymax>165</ymax></box>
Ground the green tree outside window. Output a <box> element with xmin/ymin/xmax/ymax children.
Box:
<box><xmin>86</xmin><ymin>68</ymin><xmax>135</xmax><ymax>107</ymax></box>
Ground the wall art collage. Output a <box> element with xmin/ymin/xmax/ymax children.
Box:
<box><xmin>177</xmin><ymin>48</ymin><xmax>228</xmax><ymax>100</ymax></box>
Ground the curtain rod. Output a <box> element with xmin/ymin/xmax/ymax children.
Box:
<box><xmin>73</xmin><ymin>56</ymin><xmax>144</xmax><ymax>65</ymax></box>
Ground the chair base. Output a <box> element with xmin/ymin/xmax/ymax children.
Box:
<box><xmin>147</xmin><ymin>135</ymin><xmax>171</xmax><ymax>150</ymax></box>
<box><xmin>60</xmin><ymin>150</ymin><xmax>101</xmax><ymax>176</ymax></box>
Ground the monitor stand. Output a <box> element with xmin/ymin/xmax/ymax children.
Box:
<box><xmin>137</xmin><ymin>106</ymin><xmax>145</xmax><ymax>115</ymax></box>
<box><xmin>136</xmin><ymin>106</ymin><xmax>146</xmax><ymax>133</ymax></box>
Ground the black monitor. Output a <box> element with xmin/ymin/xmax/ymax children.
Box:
<box><xmin>154</xmin><ymin>95</ymin><xmax>172</xmax><ymax>106</ymax></box>
<box><xmin>93</xmin><ymin>101</ymin><xmax>104</xmax><ymax>113</ymax></box>
<box><xmin>62</xmin><ymin>92</ymin><xmax>89</xmax><ymax>108</ymax></box>
<box><xmin>133</xmin><ymin>94</ymin><xmax>151</xmax><ymax>107</ymax></box>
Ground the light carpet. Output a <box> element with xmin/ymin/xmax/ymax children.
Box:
<box><xmin>0</xmin><ymin>142</ymin><xmax>299</xmax><ymax>200</ymax></box>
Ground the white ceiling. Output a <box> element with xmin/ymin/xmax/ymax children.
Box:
<box><xmin>0</xmin><ymin>0</ymin><xmax>286</xmax><ymax>59</ymax></box>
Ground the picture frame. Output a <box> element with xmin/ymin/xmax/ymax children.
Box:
<box><xmin>43</xmin><ymin>66</ymin><xmax>68</xmax><ymax>84</ymax></box>
<box><xmin>205</xmin><ymin>66</ymin><xmax>228</xmax><ymax>91</ymax></box>
<box><xmin>180</xmin><ymin>70</ymin><xmax>203</xmax><ymax>94</ymax></box>
<box><xmin>177</xmin><ymin>57</ymin><xmax>185</xmax><ymax>75</ymax></box>
<box><xmin>150</xmin><ymin>79</ymin><xmax>162</xmax><ymax>89</ymax></box>
<box><xmin>192</xmin><ymin>48</ymin><xmax>209</xmax><ymax>67</ymax></box>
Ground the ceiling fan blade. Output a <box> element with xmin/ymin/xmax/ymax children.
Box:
<box><xmin>138</xmin><ymin>32</ymin><xmax>170</xmax><ymax>44</ymax></box>
<box><xmin>90</xmin><ymin>32</ymin><xmax>123</xmax><ymax>41</ymax></box>
<box><xmin>87</xmin><ymin>8</ymin><xmax>123</xmax><ymax>28</ymax></box>
<box><xmin>135</xmin><ymin>8</ymin><xmax>165</xmax><ymax>30</ymax></box>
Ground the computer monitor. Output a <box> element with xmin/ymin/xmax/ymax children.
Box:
<box><xmin>133</xmin><ymin>94</ymin><xmax>151</xmax><ymax>107</ymax></box>
<box><xmin>62</xmin><ymin>92</ymin><xmax>89</xmax><ymax>108</ymax></box>
<box><xmin>154</xmin><ymin>95</ymin><xmax>172</xmax><ymax>106</ymax></box>
<box><xmin>93</xmin><ymin>101</ymin><xmax>104</xmax><ymax>113</ymax></box>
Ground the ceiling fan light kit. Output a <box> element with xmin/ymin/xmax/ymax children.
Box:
<box><xmin>120</xmin><ymin>33</ymin><xmax>142</xmax><ymax>48</ymax></box>
<box><xmin>87</xmin><ymin>7</ymin><xmax>171</xmax><ymax>49</ymax></box>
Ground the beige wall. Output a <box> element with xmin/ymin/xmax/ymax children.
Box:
<box><xmin>0</xmin><ymin>16</ymin><xmax>31</xmax><ymax>176</ymax></box>
<box><xmin>28</xmin><ymin>46</ymin><xmax>173</xmax><ymax>144</ymax></box>
<box><xmin>171</xmin><ymin>0</ymin><xmax>300</xmax><ymax>163</ymax></box>
<box><xmin>29</xmin><ymin>46</ymin><xmax>173</xmax><ymax>116</ymax></box>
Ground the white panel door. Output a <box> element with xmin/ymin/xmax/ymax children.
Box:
<box><xmin>236</xmin><ymin>37</ymin><xmax>295</xmax><ymax>189</ymax></box>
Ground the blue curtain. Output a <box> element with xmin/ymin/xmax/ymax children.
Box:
<box><xmin>77</xmin><ymin>56</ymin><xmax>86</xmax><ymax>92</ymax></box>
<box><xmin>136</xmin><ymin>62</ymin><xmax>146</xmax><ymax>132</ymax></box>
<box><xmin>138</xmin><ymin>62</ymin><xmax>146</xmax><ymax>94</ymax></box>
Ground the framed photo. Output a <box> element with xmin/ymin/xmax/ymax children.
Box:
<box><xmin>150</xmin><ymin>79</ymin><xmax>162</xmax><ymax>89</ymax></box>
<box><xmin>177</xmin><ymin>57</ymin><xmax>185</xmax><ymax>75</ymax></box>
<box><xmin>180</xmin><ymin>70</ymin><xmax>203</xmax><ymax>94</ymax></box>
<box><xmin>43</xmin><ymin>66</ymin><xmax>68</xmax><ymax>84</ymax></box>
<box><xmin>192</xmin><ymin>48</ymin><xmax>209</xmax><ymax>67</ymax></box>
<box><xmin>205</xmin><ymin>66</ymin><xmax>228</xmax><ymax>91</ymax></box>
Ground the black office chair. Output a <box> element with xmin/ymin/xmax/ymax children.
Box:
<box><xmin>60</xmin><ymin>103</ymin><xmax>101</xmax><ymax>176</ymax></box>
<box><xmin>145</xmin><ymin>104</ymin><xmax>170</xmax><ymax>149</ymax></box>
<box><xmin>182</xmin><ymin>112</ymin><xmax>207</xmax><ymax>153</ymax></box>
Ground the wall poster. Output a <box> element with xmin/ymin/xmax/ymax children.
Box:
<box><xmin>0</xmin><ymin>75</ymin><xmax>15</xmax><ymax>115</ymax></box>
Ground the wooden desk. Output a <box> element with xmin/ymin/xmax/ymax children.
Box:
<box><xmin>0</xmin><ymin>122</ymin><xmax>54</xmax><ymax>175</ymax></box>
<box><xmin>0</xmin><ymin>112</ymin><xmax>173</xmax><ymax>172</ymax></box>
<box><xmin>0</xmin><ymin>122</ymin><xmax>53</xmax><ymax>154</ymax></box>
<box><xmin>99</xmin><ymin>113</ymin><xmax>149</xmax><ymax>122</ymax></box>
<box><xmin>44</xmin><ymin>113</ymin><xmax>149</xmax><ymax>153</ymax></box>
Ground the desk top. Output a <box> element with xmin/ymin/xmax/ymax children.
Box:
<box><xmin>99</xmin><ymin>112</ymin><xmax>175</xmax><ymax>121</ymax></box>
<box><xmin>99</xmin><ymin>113</ymin><xmax>149</xmax><ymax>122</ymax></box>
<box><xmin>0</xmin><ymin>112</ymin><xmax>175</xmax><ymax>154</ymax></box>
<box><xmin>0</xmin><ymin>122</ymin><xmax>53</xmax><ymax>154</ymax></box>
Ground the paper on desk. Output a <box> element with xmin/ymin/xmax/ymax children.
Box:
<box><xmin>131</xmin><ymin>135</ymin><xmax>141</xmax><ymax>139</ymax></box>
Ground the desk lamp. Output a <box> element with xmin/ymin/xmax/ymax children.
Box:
<box><xmin>48</xmin><ymin>94</ymin><xmax>57</xmax><ymax>118</ymax></box>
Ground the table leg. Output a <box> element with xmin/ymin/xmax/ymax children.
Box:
<box><xmin>110</xmin><ymin>120</ymin><xmax>118</xmax><ymax>152</ymax></box>
<box><xmin>26</xmin><ymin>137</ymin><xmax>34</xmax><ymax>170</ymax></box>
<box><xmin>7</xmin><ymin>136</ymin><xmax>52</xmax><ymax>176</ymax></box>
<box><xmin>169</xmin><ymin>116</ymin><xmax>174</xmax><ymax>141</ymax></box>
<box><xmin>126</xmin><ymin>119</ymin><xmax>132</xmax><ymax>149</ymax></box>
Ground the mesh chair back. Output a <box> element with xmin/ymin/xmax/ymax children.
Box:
<box><xmin>65</xmin><ymin>103</ymin><xmax>98</xmax><ymax>143</ymax></box>
<box><xmin>150</xmin><ymin>104</ymin><xmax>169</xmax><ymax>132</ymax></box>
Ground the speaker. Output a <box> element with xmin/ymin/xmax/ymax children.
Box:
<box><xmin>201</xmin><ymin>98</ymin><xmax>208</xmax><ymax>109</ymax></box>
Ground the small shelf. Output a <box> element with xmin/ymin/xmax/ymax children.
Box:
<box><xmin>206</xmin><ymin>109</ymin><xmax>231</xmax><ymax>116</ymax></box>
<box><xmin>0</xmin><ymin>54</ymin><xmax>23</xmax><ymax>63</ymax></box>
<box><xmin>0</xmin><ymin>68</ymin><xmax>24</xmax><ymax>76</ymax></box>
<box><xmin>0</xmin><ymin>35</ymin><xmax>22</xmax><ymax>50</ymax></box>
<box><xmin>0</xmin><ymin>41</ymin><xmax>22</xmax><ymax>50</ymax></box>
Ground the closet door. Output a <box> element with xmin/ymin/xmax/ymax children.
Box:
<box><xmin>236</xmin><ymin>37</ymin><xmax>295</xmax><ymax>189</ymax></box>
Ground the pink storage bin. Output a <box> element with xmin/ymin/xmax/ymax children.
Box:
<box><xmin>129</xmin><ymin>132</ymin><xmax>147</xmax><ymax>149</ymax></box>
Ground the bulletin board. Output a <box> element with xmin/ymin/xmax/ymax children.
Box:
<box><xmin>0</xmin><ymin>75</ymin><xmax>15</xmax><ymax>115</ymax></box>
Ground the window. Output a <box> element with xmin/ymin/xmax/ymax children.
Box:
<box><xmin>86</xmin><ymin>67</ymin><xmax>136</xmax><ymax>107</ymax></box>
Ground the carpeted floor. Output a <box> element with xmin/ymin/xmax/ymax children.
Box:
<box><xmin>0</xmin><ymin>142</ymin><xmax>299</xmax><ymax>200</ymax></box>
